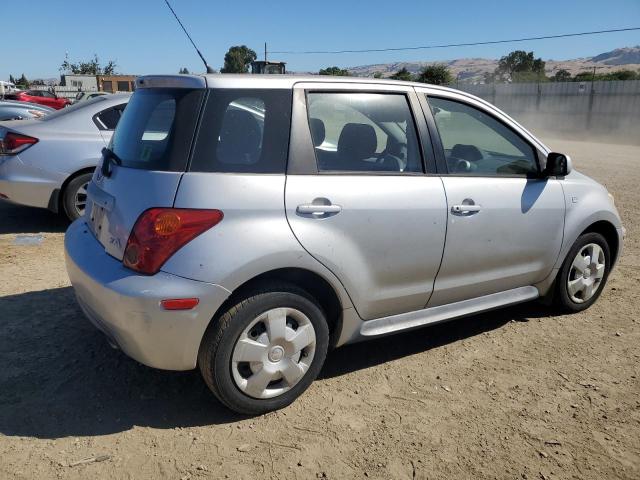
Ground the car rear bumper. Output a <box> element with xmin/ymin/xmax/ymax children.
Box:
<box><xmin>64</xmin><ymin>219</ymin><xmax>231</xmax><ymax>370</ymax></box>
<box><xmin>0</xmin><ymin>154</ymin><xmax>60</xmax><ymax>209</ymax></box>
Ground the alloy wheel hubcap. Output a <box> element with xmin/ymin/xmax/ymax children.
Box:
<box><xmin>231</xmin><ymin>307</ymin><xmax>316</xmax><ymax>399</ymax></box>
<box><xmin>74</xmin><ymin>182</ymin><xmax>89</xmax><ymax>216</ymax></box>
<box><xmin>567</xmin><ymin>243</ymin><xmax>606</xmax><ymax>303</ymax></box>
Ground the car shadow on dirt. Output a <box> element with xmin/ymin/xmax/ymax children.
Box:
<box><xmin>320</xmin><ymin>301</ymin><xmax>551</xmax><ymax>380</ymax></box>
<box><xmin>0</xmin><ymin>201</ymin><xmax>67</xmax><ymax>234</ymax></box>
<box><xmin>0</xmin><ymin>286</ymin><xmax>554</xmax><ymax>439</ymax></box>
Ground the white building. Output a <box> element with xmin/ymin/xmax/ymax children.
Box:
<box><xmin>60</xmin><ymin>74</ymin><xmax>98</xmax><ymax>91</ymax></box>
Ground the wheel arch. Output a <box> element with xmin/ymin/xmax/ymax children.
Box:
<box><xmin>580</xmin><ymin>220</ymin><xmax>620</xmax><ymax>266</ymax></box>
<box><xmin>207</xmin><ymin>267</ymin><xmax>345</xmax><ymax>349</ymax></box>
<box><xmin>57</xmin><ymin>167</ymin><xmax>94</xmax><ymax>214</ymax></box>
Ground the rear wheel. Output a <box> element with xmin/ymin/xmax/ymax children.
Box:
<box><xmin>198</xmin><ymin>283</ymin><xmax>329</xmax><ymax>415</ymax></box>
<box><xmin>556</xmin><ymin>232</ymin><xmax>610</xmax><ymax>312</ymax></box>
<box><xmin>62</xmin><ymin>172</ymin><xmax>93</xmax><ymax>221</ymax></box>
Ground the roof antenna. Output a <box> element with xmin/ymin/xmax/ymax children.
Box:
<box><xmin>163</xmin><ymin>0</ymin><xmax>215</xmax><ymax>74</ymax></box>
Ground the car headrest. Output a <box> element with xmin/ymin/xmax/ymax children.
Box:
<box><xmin>217</xmin><ymin>109</ymin><xmax>261</xmax><ymax>164</ymax></box>
<box><xmin>309</xmin><ymin>118</ymin><xmax>325</xmax><ymax>147</ymax></box>
<box><xmin>338</xmin><ymin>123</ymin><xmax>377</xmax><ymax>161</ymax></box>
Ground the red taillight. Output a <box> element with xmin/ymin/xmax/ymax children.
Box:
<box><xmin>123</xmin><ymin>208</ymin><xmax>223</xmax><ymax>275</ymax></box>
<box><xmin>0</xmin><ymin>132</ymin><xmax>38</xmax><ymax>155</ymax></box>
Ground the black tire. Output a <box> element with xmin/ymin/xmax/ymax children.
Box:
<box><xmin>62</xmin><ymin>172</ymin><xmax>93</xmax><ymax>222</ymax></box>
<box><xmin>198</xmin><ymin>283</ymin><xmax>329</xmax><ymax>415</ymax></box>
<box><xmin>556</xmin><ymin>232</ymin><xmax>611</xmax><ymax>312</ymax></box>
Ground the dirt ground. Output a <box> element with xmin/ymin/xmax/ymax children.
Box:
<box><xmin>0</xmin><ymin>138</ymin><xmax>638</xmax><ymax>480</ymax></box>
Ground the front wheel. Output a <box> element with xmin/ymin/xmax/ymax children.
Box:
<box><xmin>556</xmin><ymin>232</ymin><xmax>611</xmax><ymax>312</ymax></box>
<box><xmin>198</xmin><ymin>283</ymin><xmax>329</xmax><ymax>415</ymax></box>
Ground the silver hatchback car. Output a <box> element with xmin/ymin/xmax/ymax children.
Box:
<box><xmin>65</xmin><ymin>74</ymin><xmax>624</xmax><ymax>415</ymax></box>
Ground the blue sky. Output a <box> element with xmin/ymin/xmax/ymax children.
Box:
<box><xmin>2</xmin><ymin>0</ymin><xmax>639</xmax><ymax>80</ymax></box>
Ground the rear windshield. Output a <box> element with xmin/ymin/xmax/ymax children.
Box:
<box><xmin>111</xmin><ymin>88</ymin><xmax>204</xmax><ymax>171</ymax></box>
<box><xmin>189</xmin><ymin>89</ymin><xmax>292</xmax><ymax>173</ymax></box>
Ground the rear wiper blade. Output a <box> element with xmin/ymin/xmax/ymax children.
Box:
<box><xmin>100</xmin><ymin>147</ymin><xmax>121</xmax><ymax>177</ymax></box>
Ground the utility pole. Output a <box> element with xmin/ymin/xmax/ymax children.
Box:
<box><xmin>264</xmin><ymin>42</ymin><xmax>268</xmax><ymax>63</ymax></box>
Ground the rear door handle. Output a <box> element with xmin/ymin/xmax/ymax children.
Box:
<box><xmin>296</xmin><ymin>204</ymin><xmax>342</xmax><ymax>215</ymax></box>
<box><xmin>451</xmin><ymin>204</ymin><xmax>482</xmax><ymax>214</ymax></box>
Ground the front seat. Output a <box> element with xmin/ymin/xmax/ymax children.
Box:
<box><xmin>335</xmin><ymin>123</ymin><xmax>377</xmax><ymax>171</ymax></box>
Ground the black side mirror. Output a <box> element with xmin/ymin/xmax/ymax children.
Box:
<box><xmin>545</xmin><ymin>152</ymin><xmax>571</xmax><ymax>177</ymax></box>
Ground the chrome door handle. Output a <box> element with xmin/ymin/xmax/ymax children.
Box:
<box><xmin>296</xmin><ymin>204</ymin><xmax>342</xmax><ymax>215</ymax></box>
<box><xmin>451</xmin><ymin>204</ymin><xmax>482</xmax><ymax>214</ymax></box>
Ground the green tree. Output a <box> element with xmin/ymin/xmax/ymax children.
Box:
<box><xmin>373</xmin><ymin>72</ymin><xmax>383</xmax><ymax>79</ymax></box>
<box><xmin>494</xmin><ymin>50</ymin><xmax>546</xmax><ymax>82</ymax></box>
<box><xmin>416</xmin><ymin>64</ymin><xmax>452</xmax><ymax>85</ymax></box>
<box><xmin>573</xmin><ymin>69</ymin><xmax>639</xmax><ymax>82</ymax></box>
<box><xmin>60</xmin><ymin>53</ymin><xmax>117</xmax><ymax>75</ymax></box>
<box><xmin>551</xmin><ymin>69</ymin><xmax>571</xmax><ymax>82</ymax></box>
<box><xmin>573</xmin><ymin>71</ymin><xmax>594</xmax><ymax>82</ymax></box>
<box><xmin>602</xmin><ymin>70</ymin><xmax>638</xmax><ymax>81</ymax></box>
<box><xmin>318</xmin><ymin>66</ymin><xmax>350</xmax><ymax>76</ymax></box>
<box><xmin>9</xmin><ymin>74</ymin><xmax>16</xmax><ymax>84</ymax></box>
<box><xmin>179</xmin><ymin>67</ymin><xmax>190</xmax><ymax>74</ymax></box>
<box><xmin>17</xmin><ymin>74</ymin><xmax>29</xmax><ymax>88</ymax></box>
<box><xmin>221</xmin><ymin>45</ymin><xmax>257</xmax><ymax>73</ymax></box>
<box><xmin>390</xmin><ymin>67</ymin><xmax>413</xmax><ymax>81</ymax></box>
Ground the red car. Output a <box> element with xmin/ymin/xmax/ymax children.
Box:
<box><xmin>6</xmin><ymin>90</ymin><xmax>71</xmax><ymax>110</ymax></box>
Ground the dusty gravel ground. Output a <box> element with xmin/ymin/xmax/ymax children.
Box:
<box><xmin>0</xmin><ymin>138</ymin><xmax>638</xmax><ymax>480</ymax></box>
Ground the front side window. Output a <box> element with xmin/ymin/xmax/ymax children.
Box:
<box><xmin>190</xmin><ymin>89</ymin><xmax>292</xmax><ymax>173</ymax></box>
<box><xmin>306</xmin><ymin>92</ymin><xmax>422</xmax><ymax>173</ymax></box>
<box><xmin>428</xmin><ymin>96</ymin><xmax>538</xmax><ymax>176</ymax></box>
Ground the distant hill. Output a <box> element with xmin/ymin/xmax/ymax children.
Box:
<box><xmin>591</xmin><ymin>46</ymin><xmax>640</xmax><ymax>65</ymax></box>
<box><xmin>345</xmin><ymin>46</ymin><xmax>640</xmax><ymax>82</ymax></box>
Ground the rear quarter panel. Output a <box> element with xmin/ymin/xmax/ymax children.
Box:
<box><xmin>163</xmin><ymin>173</ymin><xmax>355</xmax><ymax>311</ymax></box>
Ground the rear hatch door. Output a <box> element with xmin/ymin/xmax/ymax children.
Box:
<box><xmin>86</xmin><ymin>76</ymin><xmax>206</xmax><ymax>260</ymax></box>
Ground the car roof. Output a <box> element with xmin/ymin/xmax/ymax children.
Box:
<box><xmin>0</xmin><ymin>100</ymin><xmax>54</xmax><ymax>111</ymax></box>
<box><xmin>135</xmin><ymin>73</ymin><xmax>463</xmax><ymax>95</ymax></box>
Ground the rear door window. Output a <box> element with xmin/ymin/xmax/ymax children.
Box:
<box><xmin>306</xmin><ymin>92</ymin><xmax>423</xmax><ymax>173</ymax></box>
<box><xmin>190</xmin><ymin>89</ymin><xmax>292</xmax><ymax>173</ymax></box>
<box><xmin>110</xmin><ymin>88</ymin><xmax>204</xmax><ymax>171</ymax></box>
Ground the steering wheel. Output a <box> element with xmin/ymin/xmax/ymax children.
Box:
<box><xmin>377</xmin><ymin>153</ymin><xmax>404</xmax><ymax>171</ymax></box>
<box><xmin>448</xmin><ymin>157</ymin><xmax>476</xmax><ymax>173</ymax></box>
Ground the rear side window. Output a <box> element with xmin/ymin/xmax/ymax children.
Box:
<box><xmin>93</xmin><ymin>103</ymin><xmax>125</xmax><ymax>130</ymax></box>
<box><xmin>190</xmin><ymin>89</ymin><xmax>292</xmax><ymax>173</ymax></box>
<box><xmin>111</xmin><ymin>88</ymin><xmax>204</xmax><ymax>171</ymax></box>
